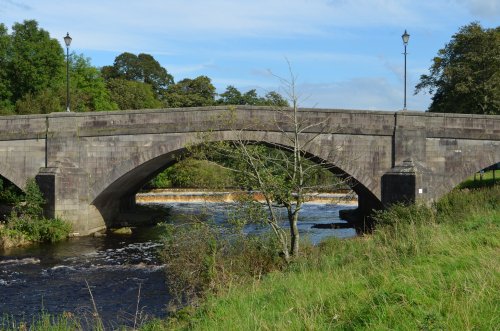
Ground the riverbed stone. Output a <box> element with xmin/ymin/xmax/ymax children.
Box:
<box><xmin>112</xmin><ymin>227</ymin><xmax>133</xmax><ymax>235</ymax></box>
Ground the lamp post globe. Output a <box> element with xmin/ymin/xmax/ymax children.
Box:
<box><xmin>64</xmin><ymin>33</ymin><xmax>72</xmax><ymax>112</ymax></box>
<box><xmin>401</xmin><ymin>30</ymin><xmax>410</xmax><ymax>110</ymax></box>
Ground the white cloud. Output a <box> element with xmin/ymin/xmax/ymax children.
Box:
<box><xmin>296</xmin><ymin>77</ymin><xmax>430</xmax><ymax>110</ymax></box>
<box><xmin>0</xmin><ymin>0</ymin><xmax>30</xmax><ymax>11</ymax></box>
<box><xmin>456</xmin><ymin>0</ymin><xmax>500</xmax><ymax>20</ymax></box>
<box><xmin>0</xmin><ymin>0</ymin><xmax>449</xmax><ymax>52</ymax></box>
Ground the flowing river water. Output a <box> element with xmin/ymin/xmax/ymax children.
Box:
<box><xmin>0</xmin><ymin>198</ymin><xmax>356</xmax><ymax>328</ymax></box>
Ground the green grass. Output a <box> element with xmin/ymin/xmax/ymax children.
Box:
<box><xmin>458</xmin><ymin>170</ymin><xmax>499</xmax><ymax>189</ymax></box>
<box><xmin>155</xmin><ymin>186</ymin><xmax>500</xmax><ymax>330</ymax></box>
<box><xmin>1</xmin><ymin>312</ymin><xmax>85</xmax><ymax>331</ymax></box>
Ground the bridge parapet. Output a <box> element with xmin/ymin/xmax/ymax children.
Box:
<box><xmin>395</xmin><ymin>111</ymin><xmax>500</xmax><ymax>140</ymax></box>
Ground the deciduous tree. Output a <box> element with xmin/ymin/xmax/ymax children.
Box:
<box><xmin>107</xmin><ymin>78</ymin><xmax>161</xmax><ymax>110</ymax></box>
<box><xmin>8</xmin><ymin>20</ymin><xmax>64</xmax><ymax>102</ymax></box>
<box><xmin>163</xmin><ymin>76</ymin><xmax>216</xmax><ymax>107</ymax></box>
<box><xmin>0</xmin><ymin>24</ymin><xmax>13</xmax><ymax>113</ymax></box>
<box><xmin>415</xmin><ymin>22</ymin><xmax>499</xmax><ymax>114</ymax></box>
<box><xmin>69</xmin><ymin>54</ymin><xmax>118</xmax><ymax>112</ymax></box>
<box><xmin>194</xmin><ymin>65</ymin><xmax>348</xmax><ymax>261</ymax></box>
<box><xmin>102</xmin><ymin>52</ymin><xmax>174</xmax><ymax>97</ymax></box>
<box><xmin>217</xmin><ymin>85</ymin><xmax>289</xmax><ymax>107</ymax></box>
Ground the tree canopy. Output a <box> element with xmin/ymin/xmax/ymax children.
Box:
<box><xmin>217</xmin><ymin>85</ymin><xmax>289</xmax><ymax>107</ymax></box>
<box><xmin>8</xmin><ymin>20</ymin><xmax>64</xmax><ymax>102</ymax></box>
<box><xmin>163</xmin><ymin>76</ymin><xmax>216</xmax><ymax>107</ymax></box>
<box><xmin>0</xmin><ymin>19</ymin><xmax>289</xmax><ymax>115</ymax></box>
<box><xmin>106</xmin><ymin>78</ymin><xmax>161</xmax><ymax>110</ymax></box>
<box><xmin>0</xmin><ymin>20</ymin><xmax>65</xmax><ymax>114</ymax></box>
<box><xmin>0</xmin><ymin>20</ymin><xmax>118</xmax><ymax>114</ymax></box>
<box><xmin>415</xmin><ymin>22</ymin><xmax>500</xmax><ymax>115</ymax></box>
<box><xmin>101</xmin><ymin>52</ymin><xmax>174</xmax><ymax>97</ymax></box>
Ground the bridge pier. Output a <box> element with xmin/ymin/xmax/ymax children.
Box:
<box><xmin>381</xmin><ymin>159</ymin><xmax>422</xmax><ymax>207</ymax></box>
<box><xmin>36</xmin><ymin>166</ymin><xmax>106</xmax><ymax>235</ymax></box>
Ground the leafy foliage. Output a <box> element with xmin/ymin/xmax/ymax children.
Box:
<box><xmin>163</xmin><ymin>76</ymin><xmax>216</xmax><ymax>107</ymax></box>
<box><xmin>0</xmin><ymin>20</ymin><xmax>290</xmax><ymax>116</ymax></box>
<box><xmin>160</xmin><ymin>218</ymin><xmax>284</xmax><ymax>307</ymax></box>
<box><xmin>149</xmin><ymin>159</ymin><xmax>235</xmax><ymax>189</ymax></box>
<box><xmin>415</xmin><ymin>22</ymin><xmax>500</xmax><ymax>114</ymax></box>
<box><xmin>0</xmin><ymin>177</ymin><xmax>23</xmax><ymax>204</ymax></box>
<box><xmin>102</xmin><ymin>52</ymin><xmax>174</xmax><ymax>97</ymax></box>
<box><xmin>69</xmin><ymin>54</ymin><xmax>118</xmax><ymax>112</ymax></box>
<box><xmin>0</xmin><ymin>178</ymin><xmax>71</xmax><ymax>244</ymax></box>
<box><xmin>7</xmin><ymin>20</ymin><xmax>65</xmax><ymax>103</ymax></box>
<box><xmin>13</xmin><ymin>178</ymin><xmax>45</xmax><ymax>218</ymax></box>
<box><xmin>0</xmin><ymin>24</ymin><xmax>13</xmax><ymax>113</ymax></box>
<box><xmin>217</xmin><ymin>85</ymin><xmax>289</xmax><ymax>107</ymax></box>
<box><xmin>0</xmin><ymin>20</ymin><xmax>118</xmax><ymax>114</ymax></box>
<box><xmin>15</xmin><ymin>88</ymin><xmax>63</xmax><ymax>114</ymax></box>
<box><xmin>106</xmin><ymin>78</ymin><xmax>161</xmax><ymax>110</ymax></box>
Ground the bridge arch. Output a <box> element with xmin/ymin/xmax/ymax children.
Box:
<box><xmin>427</xmin><ymin>139</ymin><xmax>500</xmax><ymax>200</ymax></box>
<box><xmin>89</xmin><ymin>130</ymin><xmax>382</xmax><ymax>226</ymax></box>
<box><xmin>447</xmin><ymin>158</ymin><xmax>500</xmax><ymax>192</ymax></box>
<box><xmin>0</xmin><ymin>160</ymin><xmax>26</xmax><ymax>191</ymax></box>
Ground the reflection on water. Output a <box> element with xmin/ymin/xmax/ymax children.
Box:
<box><xmin>0</xmin><ymin>201</ymin><xmax>356</xmax><ymax>327</ymax></box>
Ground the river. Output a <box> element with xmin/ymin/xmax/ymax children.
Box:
<box><xmin>0</xmin><ymin>201</ymin><xmax>356</xmax><ymax>328</ymax></box>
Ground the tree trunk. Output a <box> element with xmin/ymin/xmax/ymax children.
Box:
<box><xmin>289</xmin><ymin>211</ymin><xmax>300</xmax><ymax>256</ymax></box>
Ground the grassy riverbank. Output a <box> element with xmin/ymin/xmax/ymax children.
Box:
<box><xmin>149</xmin><ymin>186</ymin><xmax>499</xmax><ymax>330</ymax></box>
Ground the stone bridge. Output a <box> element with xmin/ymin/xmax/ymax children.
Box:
<box><xmin>0</xmin><ymin>106</ymin><xmax>499</xmax><ymax>235</ymax></box>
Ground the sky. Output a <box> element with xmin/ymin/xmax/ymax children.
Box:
<box><xmin>1</xmin><ymin>0</ymin><xmax>498</xmax><ymax>111</ymax></box>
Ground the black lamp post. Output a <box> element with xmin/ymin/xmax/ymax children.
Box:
<box><xmin>64</xmin><ymin>33</ymin><xmax>72</xmax><ymax>112</ymax></box>
<box><xmin>402</xmin><ymin>30</ymin><xmax>410</xmax><ymax>110</ymax></box>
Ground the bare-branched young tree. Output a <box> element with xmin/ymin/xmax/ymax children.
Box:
<box><xmin>193</xmin><ymin>64</ymin><xmax>351</xmax><ymax>262</ymax></box>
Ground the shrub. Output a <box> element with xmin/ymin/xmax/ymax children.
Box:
<box><xmin>7</xmin><ymin>214</ymin><xmax>71</xmax><ymax>243</ymax></box>
<box><xmin>0</xmin><ymin>178</ymin><xmax>24</xmax><ymax>204</ymax></box>
<box><xmin>159</xmin><ymin>218</ymin><xmax>284</xmax><ymax>308</ymax></box>
<box><xmin>1</xmin><ymin>178</ymin><xmax>71</xmax><ymax>246</ymax></box>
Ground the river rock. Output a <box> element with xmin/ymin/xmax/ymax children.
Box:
<box><xmin>311</xmin><ymin>223</ymin><xmax>352</xmax><ymax>229</ymax></box>
<box><xmin>112</xmin><ymin>227</ymin><xmax>133</xmax><ymax>235</ymax></box>
<box><xmin>0</xmin><ymin>234</ymin><xmax>31</xmax><ymax>250</ymax></box>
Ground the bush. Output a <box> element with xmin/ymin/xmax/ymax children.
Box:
<box><xmin>1</xmin><ymin>178</ymin><xmax>71</xmax><ymax>246</ymax></box>
<box><xmin>159</xmin><ymin>219</ymin><xmax>284</xmax><ymax>308</ymax></box>
<box><xmin>6</xmin><ymin>214</ymin><xmax>71</xmax><ymax>243</ymax></box>
<box><xmin>0</xmin><ymin>178</ymin><xmax>24</xmax><ymax>204</ymax></box>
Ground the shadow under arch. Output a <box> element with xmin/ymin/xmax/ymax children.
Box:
<box><xmin>447</xmin><ymin>160</ymin><xmax>500</xmax><ymax>192</ymax></box>
<box><xmin>90</xmin><ymin>138</ymin><xmax>383</xmax><ymax>229</ymax></box>
<box><xmin>0</xmin><ymin>160</ymin><xmax>25</xmax><ymax>192</ymax></box>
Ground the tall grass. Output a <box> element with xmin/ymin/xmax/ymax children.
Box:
<box><xmin>158</xmin><ymin>186</ymin><xmax>499</xmax><ymax>330</ymax></box>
